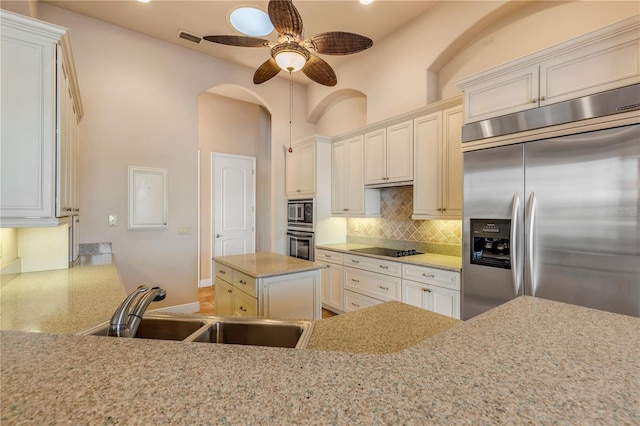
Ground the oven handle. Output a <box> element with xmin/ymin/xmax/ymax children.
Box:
<box><xmin>286</xmin><ymin>231</ymin><xmax>314</xmax><ymax>239</ymax></box>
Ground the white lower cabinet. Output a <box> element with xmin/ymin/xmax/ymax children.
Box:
<box><xmin>316</xmin><ymin>248</ymin><xmax>461</xmax><ymax>319</ymax></box>
<box><xmin>401</xmin><ymin>264</ymin><xmax>461</xmax><ymax>319</ymax></box>
<box><xmin>214</xmin><ymin>279</ymin><xmax>234</xmax><ymax>316</ymax></box>
<box><xmin>214</xmin><ymin>262</ymin><xmax>321</xmax><ymax>320</ymax></box>
<box><xmin>315</xmin><ymin>249</ymin><xmax>344</xmax><ymax>313</ymax></box>
<box><xmin>344</xmin><ymin>289</ymin><xmax>383</xmax><ymax>312</ymax></box>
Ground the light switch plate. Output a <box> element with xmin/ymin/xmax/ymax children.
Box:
<box><xmin>108</xmin><ymin>215</ymin><xmax>117</xmax><ymax>226</ymax></box>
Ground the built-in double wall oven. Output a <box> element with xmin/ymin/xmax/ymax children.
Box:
<box><xmin>286</xmin><ymin>198</ymin><xmax>314</xmax><ymax>262</ymax></box>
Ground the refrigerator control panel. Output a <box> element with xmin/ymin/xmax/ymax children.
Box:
<box><xmin>470</xmin><ymin>219</ymin><xmax>511</xmax><ymax>269</ymax></box>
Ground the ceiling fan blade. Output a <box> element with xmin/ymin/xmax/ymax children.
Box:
<box><xmin>253</xmin><ymin>58</ymin><xmax>282</xmax><ymax>84</ymax></box>
<box><xmin>203</xmin><ymin>35</ymin><xmax>269</xmax><ymax>48</ymax></box>
<box><xmin>268</xmin><ymin>0</ymin><xmax>303</xmax><ymax>38</ymax></box>
<box><xmin>302</xmin><ymin>55</ymin><xmax>337</xmax><ymax>87</ymax></box>
<box><xmin>306</xmin><ymin>32</ymin><xmax>373</xmax><ymax>55</ymax></box>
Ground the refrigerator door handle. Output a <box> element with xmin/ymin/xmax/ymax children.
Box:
<box><xmin>510</xmin><ymin>193</ymin><xmax>521</xmax><ymax>295</ymax></box>
<box><xmin>526</xmin><ymin>192</ymin><xmax>538</xmax><ymax>296</ymax></box>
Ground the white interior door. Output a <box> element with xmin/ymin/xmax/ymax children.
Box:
<box><xmin>212</xmin><ymin>153</ymin><xmax>255</xmax><ymax>264</ymax></box>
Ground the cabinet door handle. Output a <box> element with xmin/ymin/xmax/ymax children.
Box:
<box><xmin>540</xmin><ymin>96</ymin><xmax>546</xmax><ymax>101</ymax></box>
<box><xmin>215</xmin><ymin>234</ymin><xmax>223</xmax><ymax>238</ymax></box>
<box><xmin>531</xmin><ymin>99</ymin><xmax>537</xmax><ymax>103</ymax></box>
<box><xmin>352</xmin><ymin>259</ymin><xmax>360</xmax><ymax>264</ymax></box>
<box><xmin>351</xmin><ymin>278</ymin><xmax>360</xmax><ymax>283</ymax></box>
<box><xmin>325</xmin><ymin>254</ymin><xmax>332</xmax><ymax>258</ymax></box>
<box><xmin>379</xmin><ymin>285</ymin><xmax>389</xmax><ymax>291</ymax></box>
<box><xmin>422</xmin><ymin>288</ymin><xmax>432</xmax><ymax>293</ymax></box>
<box><xmin>239</xmin><ymin>306</ymin><xmax>247</xmax><ymax>312</ymax></box>
<box><xmin>239</xmin><ymin>279</ymin><xmax>247</xmax><ymax>285</ymax></box>
<box><xmin>227</xmin><ymin>289</ymin><xmax>232</xmax><ymax>293</ymax></box>
<box><xmin>219</xmin><ymin>270</ymin><xmax>226</xmax><ymax>274</ymax></box>
<box><xmin>343</xmin><ymin>208</ymin><xmax>348</xmax><ymax>211</ymax></box>
<box><xmin>379</xmin><ymin>265</ymin><xmax>389</xmax><ymax>269</ymax></box>
<box><xmin>351</xmin><ymin>302</ymin><xmax>360</xmax><ymax>308</ymax></box>
<box><xmin>422</xmin><ymin>274</ymin><xmax>435</xmax><ymax>278</ymax></box>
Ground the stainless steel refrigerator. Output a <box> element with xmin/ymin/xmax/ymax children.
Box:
<box><xmin>462</xmin><ymin>85</ymin><xmax>640</xmax><ymax>319</ymax></box>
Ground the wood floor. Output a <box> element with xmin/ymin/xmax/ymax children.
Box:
<box><xmin>197</xmin><ymin>286</ymin><xmax>337</xmax><ymax>318</ymax></box>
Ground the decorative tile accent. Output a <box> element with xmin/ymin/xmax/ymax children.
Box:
<box><xmin>347</xmin><ymin>186</ymin><xmax>462</xmax><ymax>256</ymax></box>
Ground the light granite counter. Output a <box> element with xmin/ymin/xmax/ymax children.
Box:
<box><xmin>307</xmin><ymin>301</ymin><xmax>461</xmax><ymax>354</ymax></box>
<box><xmin>0</xmin><ymin>255</ymin><xmax>125</xmax><ymax>335</ymax></box>
<box><xmin>316</xmin><ymin>243</ymin><xmax>462</xmax><ymax>272</ymax></box>
<box><xmin>214</xmin><ymin>252</ymin><xmax>326</xmax><ymax>278</ymax></box>
<box><xmin>1</xmin><ymin>296</ymin><xmax>638</xmax><ymax>424</ymax></box>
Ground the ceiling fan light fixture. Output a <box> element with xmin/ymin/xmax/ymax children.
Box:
<box><xmin>229</xmin><ymin>7</ymin><xmax>273</xmax><ymax>37</ymax></box>
<box><xmin>272</xmin><ymin>43</ymin><xmax>310</xmax><ymax>72</ymax></box>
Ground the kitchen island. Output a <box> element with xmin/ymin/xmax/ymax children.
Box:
<box><xmin>1</xmin><ymin>296</ymin><xmax>638</xmax><ymax>424</ymax></box>
<box><xmin>213</xmin><ymin>252</ymin><xmax>325</xmax><ymax>320</ymax></box>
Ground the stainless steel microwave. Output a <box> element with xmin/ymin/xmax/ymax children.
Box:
<box><xmin>287</xmin><ymin>198</ymin><xmax>314</xmax><ymax>232</ymax></box>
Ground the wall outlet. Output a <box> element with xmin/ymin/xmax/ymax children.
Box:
<box><xmin>108</xmin><ymin>215</ymin><xmax>117</xmax><ymax>226</ymax></box>
<box><xmin>178</xmin><ymin>226</ymin><xmax>192</xmax><ymax>235</ymax></box>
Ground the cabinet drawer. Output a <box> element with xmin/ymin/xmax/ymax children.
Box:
<box><xmin>233</xmin><ymin>288</ymin><xmax>257</xmax><ymax>317</ymax></box>
<box><xmin>315</xmin><ymin>249</ymin><xmax>343</xmax><ymax>265</ymax></box>
<box><xmin>402</xmin><ymin>264</ymin><xmax>460</xmax><ymax>291</ymax></box>
<box><xmin>343</xmin><ymin>254</ymin><xmax>401</xmax><ymax>277</ymax></box>
<box><xmin>344</xmin><ymin>267</ymin><xmax>401</xmax><ymax>302</ymax></box>
<box><xmin>232</xmin><ymin>270</ymin><xmax>257</xmax><ymax>298</ymax></box>
<box><xmin>215</xmin><ymin>263</ymin><xmax>233</xmax><ymax>284</ymax></box>
<box><xmin>344</xmin><ymin>289</ymin><xmax>384</xmax><ymax>312</ymax></box>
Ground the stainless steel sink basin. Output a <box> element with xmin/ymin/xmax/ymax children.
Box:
<box><xmin>80</xmin><ymin>316</ymin><xmax>208</xmax><ymax>341</ymax></box>
<box><xmin>77</xmin><ymin>314</ymin><xmax>313</xmax><ymax>349</ymax></box>
<box><xmin>191</xmin><ymin>318</ymin><xmax>312</xmax><ymax>349</ymax></box>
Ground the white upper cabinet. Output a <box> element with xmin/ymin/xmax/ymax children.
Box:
<box><xmin>332</xmin><ymin>136</ymin><xmax>380</xmax><ymax>217</ymax></box>
<box><xmin>1</xmin><ymin>11</ymin><xmax>83</xmax><ymax>226</ymax></box>
<box><xmin>364</xmin><ymin>120</ymin><xmax>413</xmax><ymax>187</ymax></box>
<box><xmin>413</xmin><ymin>103</ymin><xmax>463</xmax><ymax>219</ymax></box>
<box><xmin>285</xmin><ymin>140</ymin><xmax>315</xmax><ymax>197</ymax></box>
<box><xmin>457</xmin><ymin>16</ymin><xmax>640</xmax><ymax>124</ymax></box>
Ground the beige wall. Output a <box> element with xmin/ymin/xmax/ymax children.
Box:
<box><xmin>198</xmin><ymin>92</ymin><xmax>271</xmax><ymax>282</ymax></box>
<box><xmin>0</xmin><ymin>228</ymin><xmax>19</xmax><ymax>268</ymax></box>
<box><xmin>36</xmin><ymin>4</ymin><xmax>315</xmax><ymax>308</ymax></box>
<box><xmin>308</xmin><ymin>1</ymin><xmax>639</xmax><ymax>125</ymax></box>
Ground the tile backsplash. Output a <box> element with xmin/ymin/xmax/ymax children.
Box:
<box><xmin>347</xmin><ymin>186</ymin><xmax>462</xmax><ymax>256</ymax></box>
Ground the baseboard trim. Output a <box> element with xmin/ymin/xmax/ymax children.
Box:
<box><xmin>199</xmin><ymin>278</ymin><xmax>212</xmax><ymax>288</ymax></box>
<box><xmin>150</xmin><ymin>302</ymin><xmax>200</xmax><ymax>314</ymax></box>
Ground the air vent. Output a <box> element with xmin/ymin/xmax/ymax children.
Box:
<box><xmin>177</xmin><ymin>29</ymin><xmax>202</xmax><ymax>44</ymax></box>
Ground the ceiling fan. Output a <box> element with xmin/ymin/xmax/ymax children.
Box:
<box><xmin>203</xmin><ymin>0</ymin><xmax>373</xmax><ymax>86</ymax></box>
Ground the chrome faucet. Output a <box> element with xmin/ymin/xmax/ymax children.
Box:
<box><xmin>108</xmin><ymin>285</ymin><xmax>166</xmax><ymax>337</ymax></box>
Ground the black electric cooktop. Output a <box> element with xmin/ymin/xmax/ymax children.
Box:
<box><xmin>349</xmin><ymin>247</ymin><xmax>423</xmax><ymax>258</ymax></box>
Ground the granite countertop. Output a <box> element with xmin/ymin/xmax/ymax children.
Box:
<box><xmin>214</xmin><ymin>252</ymin><xmax>326</xmax><ymax>278</ymax></box>
<box><xmin>307</xmin><ymin>301</ymin><xmax>461</xmax><ymax>354</ymax></box>
<box><xmin>316</xmin><ymin>243</ymin><xmax>462</xmax><ymax>272</ymax></box>
<box><xmin>0</xmin><ymin>254</ymin><xmax>125</xmax><ymax>334</ymax></box>
<box><xmin>2</xmin><ymin>296</ymin><xmax>638</xmax><ymax>424</ymax></box>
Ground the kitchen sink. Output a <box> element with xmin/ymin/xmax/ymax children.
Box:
<box><xmin>191</xmin><ymin>318</ymin><xmax>312</xmax><ymax>349</ymax></box>
<box><xmin>77</xmin><ymin>313</ymin><xmax>313</xmax><ymax>349</ymax></box>
<box><xmin>80</xmin><ymin>316</ymin><xmax>208</xmax><ymax>341</ymax></box>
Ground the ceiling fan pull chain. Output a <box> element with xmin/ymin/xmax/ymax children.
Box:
<box><xmin>288</xmin><ymin>72</ymin><xmax>293</xmax><ymax>153</ymax></box>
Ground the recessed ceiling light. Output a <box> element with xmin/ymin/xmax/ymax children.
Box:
<box><xmin>360</xmin><ymin>0</ymin><xmax>374</xmax><ymax>4</ymax></box>
<box><xmin>230</xmin><ymin>7</ymin><xmax>273</xmax><ymax>37</ymax></box>
<box><xmin>138</xmin><ymin>0</ymin><xmax>150</xmax><ymax>3</ymax></box>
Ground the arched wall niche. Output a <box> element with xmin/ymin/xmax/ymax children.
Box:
<box><xmin>197</xmin><ymin>84</ymin><xmax>273</xmax><ymax>282</ymax></box>
<box><xmin>308</xmin><ymin>88</ymin><xmax>367</xmax><ymax>137</ymax></box>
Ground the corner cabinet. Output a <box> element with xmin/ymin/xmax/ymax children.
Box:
<box><xmin>363</xmin><ymin>120</ymin><xmax>413</xmax><ymax>187</ymax></box>
<box><xmin>0</xmin><ymin>10</ymin><xmax>83</xmax><ymax>227</ymax></box>
<box><xmin>331</xmin><ymin>136</ymin><xmax>380</xmax><ymax>217</ymax></box>
<box><xmin>413</xmin><ymin>101</ymin><xmax>463</xmax><ymax>219</ymax></box>
<box><xmin>456</xmin><ymin>16</ymin><xmax>640</xmax><ymax>124</ymax></box>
